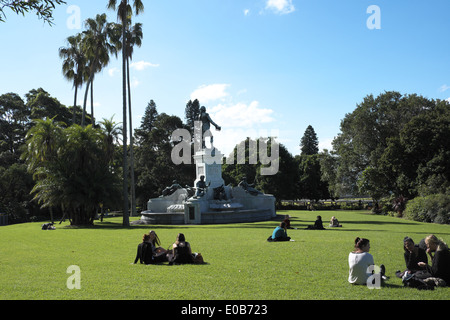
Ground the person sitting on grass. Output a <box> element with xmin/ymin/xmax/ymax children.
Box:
<box><xmin>148</xmin><ymin>230</ymin><xmax>169</xmax><ymax>263</ymax></box>
<box><xmin>306</xmin><ymin>215</ymin><xmax>325</xmax><ymax>230</ymax></box>
<box><xmin>283</xmin><ymin>215</ymin><xmax>297</xmax><ymax>229</ymax></box>
<box><xmin>348</xmin><ymin>237</ymin><xmax>386</xmax><ymax>285</ymax></box>
<box><xmin>267</xmin><ymin>222</ymin><xmax>291</xmax><ymax>241</ymax></box>
<box><xmin>396</xmin><ymin>236</ymin><xmax>428</xmax><ymax>279</ymax></box>
<box><xmin>134</xmin><ymin>234</ymin><xmax>155</xmax><ymax>265</ymax></box>
<box><xmin>169</xmin><ymin>233</ymin><xmax>194</xmax><ymax>265</ymax></box>
<box><xmin>414</xmin><ymin>235</ymin><xmax>450</xmax><ymax>287</ymax></box>
<box><xmin>329</xmin><ymin>216</ymin><xmax>342</xmax><ymax>227</ymax></box>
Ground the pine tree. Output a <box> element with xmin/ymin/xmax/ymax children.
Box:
<box><xmin>300</xmin><ymin>125</ymin><xmax>319</xmax><ymax>155</ymax></box>
<box><xmin>185</xmin><ymin>99</ymin><xmax>200</xmax><ymax>134</ymax></box>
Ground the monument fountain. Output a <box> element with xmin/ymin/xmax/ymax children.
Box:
<box><xmin>133</xmin><ymin>107</ymin><xmax>276</xmax><ymax>225</ymax></box>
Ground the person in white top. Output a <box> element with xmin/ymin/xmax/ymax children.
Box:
<box><xmin>348</xmin><ymin>237</ymin><xmax>376</xmax><ymax>285</ymax></box>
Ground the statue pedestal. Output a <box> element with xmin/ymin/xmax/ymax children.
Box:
<box><xmin>135</xmin><ymin>147</ymin><xmax>276</xmax><ymax>225</ymax></box>
<box><xmin>193</xmin><ymin>148</ymin><xmax>225</xmax><ymax>189</ymax></box>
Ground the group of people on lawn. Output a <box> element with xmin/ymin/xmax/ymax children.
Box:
<box><xmin>134</xmin><ymin>230</ymin><xmax>202</xmax><ymax>265</ymax></box>
<box><xmin>268</xmin><ymin>215</ymin><xmax>340</xmax><ymax>241</ymax></box>
<box><xmin>269</xmin><ymin>216</ymin><xmax>450</xmax><ymax>289</ymax></box>
<box><xmin>348</xmin><ymin>234</ymin><xmax>450</xmax><ymax>289</ymax></box>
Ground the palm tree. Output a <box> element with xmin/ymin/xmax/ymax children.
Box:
<box><xmin>125</xmin><ymin>21</ymin><xmax>143</xmax><ymax>217</ymax></box>
<box><xmin>23</xmin><ymin>121</ymin><xmax>122</xmax><ymax>226</ymax></box>
<box><xmin>21</xmin><ymin>117</ymin><xmax>63</xmax><ymax>223</ymax></box>
<box><xmin>81</xmin><ymin>13</ymin><xmax>119</xmax><ymax>127</ymax></box>
<box><xmin>59</xmin><ymin>33</ymin><xmax>86</xmax><ymax>125</ymax></box>
<box><xmin>22</xmin><ymin>118</ymin><xmax>62</xmax><ymax>171</ymax></box>
<box><xmin>107</xmin><ymin>0</ymin><xmax>144</xmax><ymax>226</ymax></box>
<box><xmin>100</xmin><ymin>116</ymin><xmax>122</xmax><ymax>165</ymax></box>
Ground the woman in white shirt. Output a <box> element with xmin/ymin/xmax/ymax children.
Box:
<box><xmin>348</xmin><ymin>237</ymin><xmax>378</xmax><ymax>285</ymax></box>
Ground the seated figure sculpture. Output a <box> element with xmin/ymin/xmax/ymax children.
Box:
<box><xmin>194</xmin><ymin>175</ymin><xmax>209</xmax><ymax>198</ymax></box>
<box><xmin>161</xmin><ymin>180</ymin><xmax>183</xmax><ymax>197</ymax></box>
<box><xmin>238</xmin><ymin>176</ymin><xmax>262</xmax><ymax>196</ymax></box>
<box><xmin>213</xmin><ymin>185</ymin><xmax>227</xmax><ymax>200</ymax></box>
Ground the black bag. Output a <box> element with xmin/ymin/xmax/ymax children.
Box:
<box><xmin>403</xmin><ymin>271</ymin><xmax>434</xmax><ymax>290</ymax></box>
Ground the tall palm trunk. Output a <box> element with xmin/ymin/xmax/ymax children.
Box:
<box><xmin>90</xmin><ymin>78</ymin><xmax>94</xmax><ymax>125</ymax></box>
<box><xmin>121</xmin><ymin>14</ymin><xmax>129</xmax><ymax>226</ymax></box>
<box><xmin>126</xmin><ymin>56</ymin><xmax>136</xmax><ymax>217</ymax></box>
<box><xmin>72</xmin><ymin>85</ymin><xmax>78</xmax><ymax>125</ymax></box>
<box><xmin>82</xmin><ymin>54</ymin><xmax>98</xmax><ymax>126</ymax></box>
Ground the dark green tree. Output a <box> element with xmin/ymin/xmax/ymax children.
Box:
<box><xmin>25</xmin><ymin>88</ymin><xmax>81</xmax><ymax>126</ymax></box>
<box><xmin>296</xmin><ymin>154</ymin><xmax>330</xmax><ymax>201</ymax></box>
<box><xmin>318</xmin><ymin>149</ymin><xmax>339</xmax><ymax>200</ymax></box>
<box><xmin>223</xmin><ymin>138</ymin><xmax>297</xmax><ymax>206</ymax></box>
<box><xmin>135</xmin><ymin>99</ymin><xmax>158</xmax><ymax>145</ymax></box>
<box><xmin>185</xmin><ymin>99</ymin><xmax>200</xmax><ymax>134</ymax></box>
<box><xmin>134</xmin><ymin>110</ymin><xmax>193</xmax><ymax>208</ymax></box>
<box><xmin>297</xmin><ymin>125</ymin><xmax>329</xmax><ymax>201</ymax></box>
<box><xmin>300</xmin><ymin>125</ymin><xmax>319</xmax><ymax>155</ymax></box>
<box><xmin>332</xmin><ymin>91</ymin><xmax>437</xmax><ymax>198</ymax></box>
<box><xmin>0</xmin><ymin>93</ymin><xmax>30</xmax><ymax>156</ymax></box>
<box><xmin>22</xmin><ymin>119</ymin><xmax>121</xmax><ymax>226</ymax></box>
<box><xmin>378</xmin><ymin>100</ymin><xmax>450</xmax><ymax>197</ymax></box>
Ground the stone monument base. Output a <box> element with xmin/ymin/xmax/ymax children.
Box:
<box><xmin>134</xmin><ymin>185</ymin><xmax>276</xmax><ymax>225</ymax></box>
<box><xmin>132</xmin><ymin>147</ymin><xmax>276</xmax><ymax>225</ymax></box>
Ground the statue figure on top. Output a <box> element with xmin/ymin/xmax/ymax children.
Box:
<box><xmin>199</xmin><ymin>106</ymin><xmax>221</xmax><ymax>149</ymax></box>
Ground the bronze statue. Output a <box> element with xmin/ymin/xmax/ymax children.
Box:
<box><xmin>199</xmin><ymin>106</ymin><xmax>221</xmax><ymax>149</ymax></box>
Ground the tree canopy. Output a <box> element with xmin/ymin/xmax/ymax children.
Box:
<box><xmin>0</xmin><ymin>0</ymin><xmax>66</xmax><ymax>25</ymax></box>
<box><xmin>330</xmin><ymin>91</ymin><xmax>450</xmax><ymax>200</ymax></box>
<box><xmin>300</xmin><ymin>125</ymin><xmax>319</xmax><ymax>156</ymax></box>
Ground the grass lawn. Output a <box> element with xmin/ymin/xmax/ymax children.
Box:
<box><xmin>0</xmin><ymin>210</ymin><xmax>449</xmax><ymax>300</ymax></box>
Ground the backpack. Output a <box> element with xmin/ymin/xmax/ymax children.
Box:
<box><xmin>402</xmin><ymin>271</ymin><xmax>435</xmax><ymax>290</ymax></box>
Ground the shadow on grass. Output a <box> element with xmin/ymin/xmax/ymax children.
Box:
<box><xmin>140</xmin><ymin>262</ymin><xmax>211</xmax><ymax>267</ymax></box>
<box><xmin>344</xmin><ymin>220</ymin><xmax>419</xmax><ymax>226</ymax></box>
<box><xmin>65</xmin><ymin>215</ymin><xmax>450</xmax><ymax>237</ymax></box>
<box><xmin>382</xmin><ymin>283</ymin><xmax>404</xmax><ymax>289</ymax></box>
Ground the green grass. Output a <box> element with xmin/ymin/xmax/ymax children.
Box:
<box><xmin>0</xmin><ymin>210</ymin><xmax>449</xmax><ymax>300</ymax></box>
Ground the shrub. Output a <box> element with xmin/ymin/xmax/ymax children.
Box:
<box><xmin>404</xmin><ymin>194</ymin><xmax>450</xmax><ymax>224</ymax></box>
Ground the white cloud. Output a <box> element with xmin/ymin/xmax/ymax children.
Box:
<box><xmin>244</xmin><ymin>9</ymin><xmax>250</xmax><ymax>16</ymax></box>
<box><xmin>130</xmin><ymin>60</ymin><xmax>159</xmax><ymax>71</ymax></box>
<box><xmin>209</xmin><ymin>101</ymin><xmax>274</xmax><ymax>128</ymax></box>
<box><xmin>439</xmin><ymin>84</ymin><xmax>450</xmax><ymax>92</ymax></box>
<box><xmin>189</xmin><ymin>84</ymin><xmax>276</xmax><ymax>155</ymax></box>
<box><xmin>446</xmin><ymin>97</ymin><xmax>450</xmax><ymax>103</ymax></box>
<box><xmin>131</xmin><ymin>77</ymin><xmax>140</xmax><ymax>88</ymax></box>
<box><xmin>108</xmin><ymin>67</ymin><xmax>119</xmax><ymax>77</ymax></box>
<box><xmin>190</xmin><ymin>84</ymin><xmax>230</xmax><ymax>104</ymax></box>
<box><xmin>265</xmin><ymin>0</ymin><xmax>295</xmax><ymax>15</ymax></box>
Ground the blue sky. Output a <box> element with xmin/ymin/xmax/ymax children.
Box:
<box><xmin>1</xmin><ymin>0</ymin><xmax>450</xmax><ymax>156</ymax></box>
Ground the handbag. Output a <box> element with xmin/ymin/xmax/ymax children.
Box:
<box><xmin>193</xmin><ymin>252</ymin><xmax>204</xmax><ymax>264</ymax></box>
